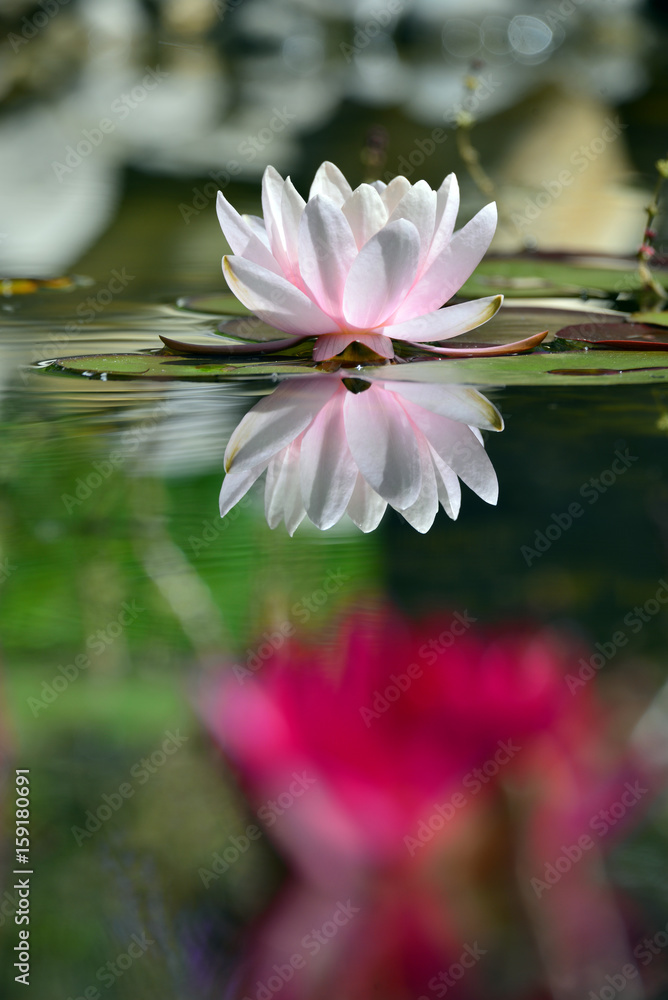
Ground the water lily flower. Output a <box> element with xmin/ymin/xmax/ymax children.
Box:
<box><xmin>219</xmin><ymin>374</ymin><xmax>502</xmax><ymax>534</ymax></box>
<box><xmin>202</xmin><ymin>611</ymin><xmax>660</xmax><ymax>1000</ymax></box>
<box><xmin>214</xmin><ymin>162</ymin><xmax>544</xmax><ymax>362</ymax></box>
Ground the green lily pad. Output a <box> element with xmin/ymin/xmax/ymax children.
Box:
<box><xmin>362</xmin><ymin>350</ymin><xmax>668</xmax><ymax>387</ymax></box>
<box><xmin>176</xmin><ymin>293</ymin><xmax>252</xmax><ymax>316</ymax></box>
<box><xmin>45</xmin><ymin>351</ymin><xmax>314</xmax><ymax>380</ymax></box>
<box><xmin>461</xmin><ymin>256</ymin><xmax>668</xmax><ymax>300</ymax></box>
<box><xmin>629</xmin><ymin>311</ymin><xmax>668</xmax><ymax>327</ymax></box>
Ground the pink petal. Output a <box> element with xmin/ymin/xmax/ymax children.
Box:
<box><xmin>223</xmin><ymin>256</ymin><xmax>336</xmax><ymax>337</ymax></box>
<box><xmin>346</xmin><ymin>474</ymin><xmax>387</xmax><ymax>532</ymax></box>
<box><xmin>342</xmin><ymin>184</ymin><xmax>388</xmax><ymax>248</ymax></box>
<box><xmin>386</xmin><ymin>382</ymin><xmax>503</xmax><ymax>431</ymax></box>
<box><xmin>216</xmin><ymin>192</ymin><xmax>283</xmax><ymax>275</ymax></box>
<box><xmin>312</xmin><ymin>332</ymin><xmax>394</xmax><ymax>362</ymax></box>
<box><xmin>414</xmin><ymin>329</ymin><xmax>548</xmax><ymax>356</ymax></box>
<box><xmin>300</xmin><ymin>390</ymin><xmax>358</xmax><ymax>529</ymax></box>
<box><xmin>298</xmin><ymin>194</ymin><xmax>357</xmax><ymax>323</ymax></box>
<box><xmin>343</xmin><ymin>384</ymin><xmax>422</xmax><ymax>507</ymax></box>
<box><xmin>309</xmin><ymin>161</ymin><xmax>353</xmax><ymax>206</ymax></box>
<box><xmin>400</xmin><ymin>401</ymin><xmax>498</xmax><ymax>504</ymax></box>
<box><xmin>224</xmin><ymin>377</ymin><xmax>340</xmax><ymax>474</ymax></box>
<box><xmin>392</xmin><ymin>201</ymin><xmax>497</xmax><ymax>323</ymax></box>
<box><xmin>342</xmin><ymin>219</ymin><xmax>420</xmax><ymax>329</ymax></box>
<box><xmin>388</xmin><ymin>294</ymin><xmax>503</xmax><ymax>343</ymax></box>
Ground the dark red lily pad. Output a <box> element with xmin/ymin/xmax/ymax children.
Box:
<box><xmin>556</xmin><ymin>322</ymin><xmax>668</xmax><ymax>350</ymax></box>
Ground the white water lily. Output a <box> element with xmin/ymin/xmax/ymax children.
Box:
<box><xmin>219</xmin><ymin>375</ymin><xmax>503</xmax><ymax>534</ymax></box>
<box><xmin>216</xmin><ymin>161</ymin><xmax>510</xmax><ymax>362</ymax></box>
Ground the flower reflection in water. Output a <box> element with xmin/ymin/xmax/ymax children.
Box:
<box><xmin>219</xmin><ymin>375</ymin><xmax>503</xmax><ymax>534</ymax></box>
<box><xmin>203</xmin><ymin>610</ymin><xmax>660</xmax><ymax>1000</ymax></box>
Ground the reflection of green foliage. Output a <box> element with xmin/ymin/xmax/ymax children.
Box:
<box><xmin>0</xmin><ymin>395</ymin><xmax>381</xmax><ymax>999</ymax></box>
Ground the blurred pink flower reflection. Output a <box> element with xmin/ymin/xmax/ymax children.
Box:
<box><xmin>220</xmin><ymin>375</ymin><xmax>502</xmax><ymax>534</ymax></box>
<box><xmin>203</xmin><ymin>611</ymin><xmax>659</xmax><ymax>1000</ymax></box>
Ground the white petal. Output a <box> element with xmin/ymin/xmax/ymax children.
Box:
<box><xmin>387</xmin><ymin>295</ymin><xmax>503</xmax><ymax>343</ymax></box>
<box><xmin>392</xmin><ymin>202</ymin><xmax>497</xmax><ymax>323</ymax></box>
<box><xmin>429</xmin><ymin>445</ymin><xmax>461</xmax><ymax>519</ymax></box>
<box><xmin>261</xmin><ymin>165</ymin><xmax>292</xmax><ymax>275</ymax></box>
<box><xmin>380</xmin><ymin>176</ymin><xmax>411</xmax><ymax>214</ymax></box>
<box><xmin>264</xmin><ymin>438</ymin><xmax>306</xmax><ymax>534</ymax></box>
<box><xmin>424</xmin><ymin>173</ymin><xmax>460</xmax><ymax>271</ymax></box>
<box><xmin>298</xmin><ymin>195</ymin><xmax>357</xmax><ymax>323</ymax></box>
<box><xmin>343</xmin><ymin>384</ymin><xmax>422</xmax><ymax>507</ymax></box>
<box><xmin>342</xmin><ymin>184</ymin><xmax>388</xmax><ymax>248</ymax></box>
<box><xmin>242</xmin><ymin>214</ymin><xmax>270</xmax><ymax>247</ymax></box>
<box><xmin>346</xmin><ymin>474</ymin><xmax>387</xmax><ymax>532</ymax></box>
<box><xmin>387</xmin><ymin>180</ymin><xmax>437</xmax><ymax>270</ymax></box>
<box><xmin>401</xmin><ymin>402</ymin><xmax>499</xmax><ymax>504</ymax></box>
<box><xmin>309</xmin><ymin>161</ymin><xmax>353</xmax><ymax>207</ymax></box>
<box><xmin>216</xmin><ymin>192</ymin><xmax>282</xmax><ymax>275</ymax></box>
<box><xmin>342</xmin><ymin>219</ymin><xmax>420</xmax><ymax>329</ymax></box>
<box><xmin>280</xmin><ymin>178</ymin><xmax>306</xmax><ymax>277</ymax></box>
<box><xmin>224</xmin><ymin>377</ymin><xmax>340</xmax><ymax>473</ymax></box>
<box><xmin>223</xmin><ymin>256</ymin><xmax>336</xmax><ymax>337</ymax></box>
<box><xmin>396</xmin><ymin>430</ymin><xmax>439</xmax><ymax>533</ymax></box>
<box><xmin>300</xmin><ymin>390</ymin><xmax>358</xmax><ymax>529</ymax></box>
<box><xmin>219</xmin><ymin>463</ymin><xmax>267</xmax><ymax>517</ymax></box>
<box><xmin>385</xmin><ymin>381</ymin><xmax>503</xmax><ymax>431</ymax></box>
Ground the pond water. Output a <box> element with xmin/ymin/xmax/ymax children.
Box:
<box><xmin>2</xmin><ymin>175</ymin><xmax>668</xmax><ymax>1000</ymax></box>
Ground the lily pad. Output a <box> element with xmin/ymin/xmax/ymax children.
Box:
<box><xmin>461</xmin><ymin>255</ymin><xmax>668</xmax><ymax>300</ymax></box>
<box><xmin>176</xmin><ymin>293</ymin><xmax>252</xmax><ymax>316</ymax></box>
<box><xmin>45</xmin><ymin>351</ymin><xmax>314</xmax><ymax>380</ymax></box>
<box><xmin>629</xmin><ymin>311</ymin><xmax>668</xmax><ymax>327</ymax></box>
<box><xmin>556</xmin><ymin>322</ymin><xmax>668</xmax><ymax>350</ymax></box>
<box><xmin>362</xmin><ymin>350</ymin><xmax>668</xmax><ymax>387</ymax></box>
